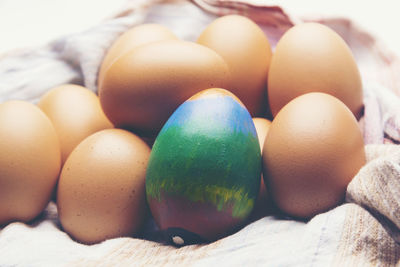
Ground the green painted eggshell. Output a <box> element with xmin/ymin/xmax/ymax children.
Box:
<box><xmin>146</xmin><ymin>88</ymin><xmax>261</xmax><ymax>245</ymax></box>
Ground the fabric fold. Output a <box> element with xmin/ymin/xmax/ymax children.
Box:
<box><xmin>347</xmin><ymin>144</ymin><xmax>400</xmax><ymax>243</ymax></box>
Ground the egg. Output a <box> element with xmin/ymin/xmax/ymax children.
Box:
<box><xmin>98</xmin><ymin>24</ymin><xmax>178</xmax><ymax>88</ymax></box>
<box><xmin>268</xmin><ymin>23</ymin><xmax>363</xmax><ymax>119</ymax></box>
<box><xmin>197</xmin><ymin>15</ymin><xmax>272</xmax><ymax>116</ymax></box>
<box><xmin>38</xmin><ymin>84</ymin><xmax>113</xmax><ymax>164</ymax></box>
<box><xmin>99</xmin><ymin>40</ymin><xmax>231</xmax><ymax>137</ymax></box>
<box><xmin>251</xmin><ymin>117</ymin><xmax>272</xmax><ymax>218</ymax></box>
<box><xmin>57</xmin><ymin>129</ymin><xmax>150</xmax><ymax>244</ymax></box>
<box><xmin>253</xmin><ymin>117</ymin><xmax>272</xmax><ymax>150</ymax></box>
<box><xmin>263</xmin><ymin>93</ymin><xmax>366</xmax><ymax>219</ymax></box>
<box><xmin>0</xmin><ymin>101</ymin><xmax>61</xmax><ymax>225</ymax></box>
<box><xmin>146</xmin><ymin>88</ymin><xmax>261</xmax><ymax>245</ymax></box>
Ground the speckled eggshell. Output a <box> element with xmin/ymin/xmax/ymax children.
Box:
<box><xmin>98</xmin><ymin>24</ymin><xmax>178</xmax><ymax>88</ymax></box>
<box><xmin>0</xmin><ymin>101</ymin><xmax>61</xmax><ymax>225</ymax></box>
<box><xmin>197</xmin><ymin>15</ymin><xmax>272</xmax><ymax>116</ymax></box>
<box><xmin>263</xmin><ymin>93</ymin><xmax>366</xmax><ymax>219</ymax></box>
<box><xmin>99</xmin><ymin>40</ymin><xmax>231</xmax><ymax>138</ymax></box>
<box><xmin>146</xmin><ymin>88</ymin><xmax>261</xmax><ymax>245</ymax></box>
<box><xmin>268</xmin><ymin>23</ymin><xmax>363</xmax><ymax>119</ymax></box>
<box><xmin>38</xmin><ymin>84</ymin><xmax>113</xmax><ymax>164</ymax></box>
<box><xmin>57</xmin><ymin>129</ymin><xmax>150</xmax><ymax>244</ymax></box>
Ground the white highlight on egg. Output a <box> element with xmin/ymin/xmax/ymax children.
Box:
<box><xmin>172</xmin><ymin>236</ymin><xmax>184</xmax><ymax>246</ymax></box>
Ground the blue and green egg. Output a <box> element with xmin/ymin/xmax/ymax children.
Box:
<box><xmin>146</xmin><ymin>88</ymin><xmax>261</xmax><ymax>244</ymax></box>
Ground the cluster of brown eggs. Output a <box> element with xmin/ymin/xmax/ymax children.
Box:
<box><xmin>0</xmin><ymin>15</ymin><xmax>365</xmax><ymax>245</ymax></box>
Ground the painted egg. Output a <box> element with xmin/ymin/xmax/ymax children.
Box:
<box><xmin>146</xmin><ymin>88</ymin><xmax>261</xmax><ymax>245</ymax></box>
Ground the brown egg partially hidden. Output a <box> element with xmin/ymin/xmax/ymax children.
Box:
<box><xmin>263</xmin><ymin>93</ymin><xmax>365</xmax><ymax>219</ymax></box>
<box><xmin>253</xmin><ymin>118</ymin><xmax>272</xmax><ymax>150</ymax></box>
<box><xmin>198</xmin><ymin>15</ymin><xmax>272</xmax><ymax>116</ymax></box>
<box><xmin>251</xmin><ymin>117</ymin><xmax>272</xmax><ymax>219</ymax></box>
<box><xmin>38</xmin><ymin>84</ymin><xmax>113</xmax><ymax>165</ymax></box>
<box><xmin>0</xmin><ymin>101</ymin><xmax>61</xmax><ymax>225</ymax></box>
<box><xmin>99</xmin><ymin>40</ymin><xmax>231</xmax><ymax>138</ymax></box>
<box><xmin>268</xmin><ymin>23</ymin><xmax>363</xmax><ymax>119</ymax></box>
<box><xmin>57</xmin><ymin>129</ymin><xmax>150</xmax><ymax>244</ymax></box>
<box><xmin>98</xmin><ymin>24</ymin><xmax>178</xmax><ymax>88</ymax></box>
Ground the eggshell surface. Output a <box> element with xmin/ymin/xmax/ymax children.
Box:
<box><xmin>198</xmin><ymin>15</ymin><xmax>272</xmax><ymax>116</ymax></box>
<box><xmin>252</xmin><ymin>117</ymin><xmax>272</xmax><ymax>218</ymax></box>
<box><xmin>268</xmin><ymin>23</ymin><xmax>363</xmax><ymax>119</ymax></box>
<box><xmin>38</xmin><ymin>84</ymin><xmax>113</xmax><ymax>164</ymax></box>
<box><xmin>263</xmin><ymin>93</ymin><xmax>366</xmax><ymax>219</ymax></box>
<box><xmin>99</xmin><ymin>40</ymin><xmax>231</xmax><ymax>137</ymax></box>
<box><xmin>146</xmin><ymin>88</ymin><xmax>261</xmax><ymax>245</ymax></box>
<box><xmin>253</xmin><ymin>117</ymin><xmax>272</xmax><ymax>150</ymax></box>
<box><xmin>0</xmin><ymin>101</ymin><xmax>61</xmax><ymax>225</ymax></box>
<box><xmin>57</xmin><ymin>129</ymin><xmax>150</xmax><ymax>244</ymax></box>
<box><xmin>98</xmin><ymin>24</ymin><xmax>178</xmax><ymax>88</ymax></box>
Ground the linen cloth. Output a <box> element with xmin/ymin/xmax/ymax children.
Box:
<box><xmin>0</xmin><ymin>0</ymin><xmax>400</xmax><ymax>266</ymax></box>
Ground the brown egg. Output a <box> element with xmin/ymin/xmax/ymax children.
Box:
<box><xmin>0</xmin><ymin>101</ymin><xmax>61</xmax><ymax>225</ymax></box>
<box><xmin>252</xmin><ymin>117</ymin><xmax>272</xmax><ymax>219</ymax></box>
<box><xmin>38</xmin><ymin>84</ymin><xmax>113</xmax><ymax>165</ymax></box>
<box><xmin>57</xmin><ymin>129</ymin><xmax>150</xmax><ymax>244</ymax></box>
<box><xmin>253</xmin><ymin>117</ymin><xmax>272</xmax><ymax>150</ymax></box>
<box><xmin>268</xmin><ymin>23</ymin><xmax>363</xmax><ymax>119</ymax></box>
<box><xmin>99</xmin><ymin>40</ymin><xmax>231</xmax><ymax>137</ymax></box>
<box><xmin>98</xmin><ymin>24</ymin><xmax>178</xmax><ymax>88</ymax></box>
<box><xmin>263</xmin><ymin>93</ymin><xmax>365</xmax><ymax>219</ymax></box>
<box><xmin>197</xmin><ymin>15</ymin><xmax>272</xmax><ymax>116</ymax></box>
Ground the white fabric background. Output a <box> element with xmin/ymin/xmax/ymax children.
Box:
<box><xmin>1</xmin><ymin>0</ymin><xmax>400</xmax><ymax>56</ymax></box>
